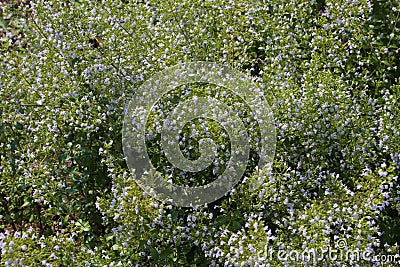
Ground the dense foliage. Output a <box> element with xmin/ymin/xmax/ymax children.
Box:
<box><xmin>1</xmin><ymin>0</ymin><xmax>399</xmax><ymax>266</ymax></box>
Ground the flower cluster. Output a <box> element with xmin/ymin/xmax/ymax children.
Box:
<box><xmin>1</xmin><ymin>0</ymin><xmax>399</xmax><ymax>266</ymax></box>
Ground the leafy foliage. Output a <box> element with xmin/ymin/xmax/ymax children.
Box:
<box><xmin>1</xmin><ymin>0</ymin><xmax>399</xmax><ymax>266</ymax></box>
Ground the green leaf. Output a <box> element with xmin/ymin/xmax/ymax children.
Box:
<box><xmin>0</xmin><ymin>17</ymin><xmax>6</xmax><ymax>29</ymax></box>
<box><xmin>21</xmin><ymin>201</ymin><xmax>30</xmax><ymax>208</ymax></box>
<box><xmin>14</xmin><ymin>123</ymin><xmax>23</xmax><ymax>130</ymax></box>
<box><xmin>160</xmin><ymin>248</ymin><xmax>173</xmax><ymax>260</ymax></box>
<box><xmin>171</xmin><ymin>209</ymin><xmax>178</xmax><ymax>221</ymax></box>
<box><xmin>106</xmin><ymin>234</ymin><xmax>114</xmax><ymax>241</ymax></box>
<box><xmin>75</xmin><ymin>219</ymin><xmax>91</xmax><ymax>232</ymax></box>
<box><xmin>232</xmin><ymin>220</ymin><xmax>242</xmax><ymax>231</ymax></box>
<box><xmin>372</xmin><ymin>40</ymin><xmax>383</xmax><ymax>46</ymax></box>
<box><xmin>71</xmin><ymin>57</ymin><xmax>80</xmax><ymax>66</ymax></box>
<box><xmin>216</xmin><ymin>214</ymin><xmax>229</xmax><ymax>225</ymax></box>
<box><xmin>150</xmin><ymin>248</ymin><xmax>159</xmax><ymax>260</ymax></box>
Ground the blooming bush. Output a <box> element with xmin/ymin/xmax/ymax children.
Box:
<box><xmin>1</xmin><ymin>0</ymin><xmax>399</xmax><ymax>266</ymax></box>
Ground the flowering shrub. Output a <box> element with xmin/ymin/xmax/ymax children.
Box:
<box><xmin>1</xmin><ymin>0</ymin><xmax>399</xmax><ymax>266</ymax></box>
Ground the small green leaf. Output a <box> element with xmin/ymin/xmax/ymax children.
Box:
<box><xmin>71</xmin><ymin>57</ymin><xmax>80</xmax><ymax>66</ymax></box>
<box><xmin>160</xmin><ymin>248</ymin><xmax>173</xmax><ymax>260</ymax></box>
<box><xmin>106</xmin><ymin>234</ymin><xmax>114</xmax><ymax>241</ymax></box>
<box><xmin>372</xmin><ymin>40</ymin><xmax>383</xmax><ymax>46</ymax></box>
<box><xmin>21</xmin><ymin>201</ymin><xmax>30</xmax><ymax>208</ymax></box>
<box><xmin>75</xmin><ymin>219</ymin><xmax>91</xmax><ymax>232</ymax></box>
<box><xmin>0</xmin><ymin>17</ymin><xmax>6</xmax><ymax>29</ymax></box>
<box><xmin>232</xmin><ymin>220</ymin><xmax>242</xmax><ymax>231</ymax></box>
<box><xmin>150</xmin><ymin>248</ymin><xmax>159</xmax><ymax>260</ymax></box>
<box><xmin>14</xmin><ymin>123</ymin><xmax>23</xmax><ymax>130</ymax></box>
<box><xmin>216</xmin><ymin>214</ymin><xmax>229</xmax><ymax>225</ymax></box>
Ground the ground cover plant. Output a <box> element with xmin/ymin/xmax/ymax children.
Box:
<box><xmin>0</xmin><ymin>0</ymin><xmax>400</xmax><ymax>266</ymax></box>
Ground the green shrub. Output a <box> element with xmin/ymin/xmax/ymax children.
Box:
<box><xmin>1</xmin><ymin>0</ymin><xmax>399</xmax><ymax>266</ymax></box>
